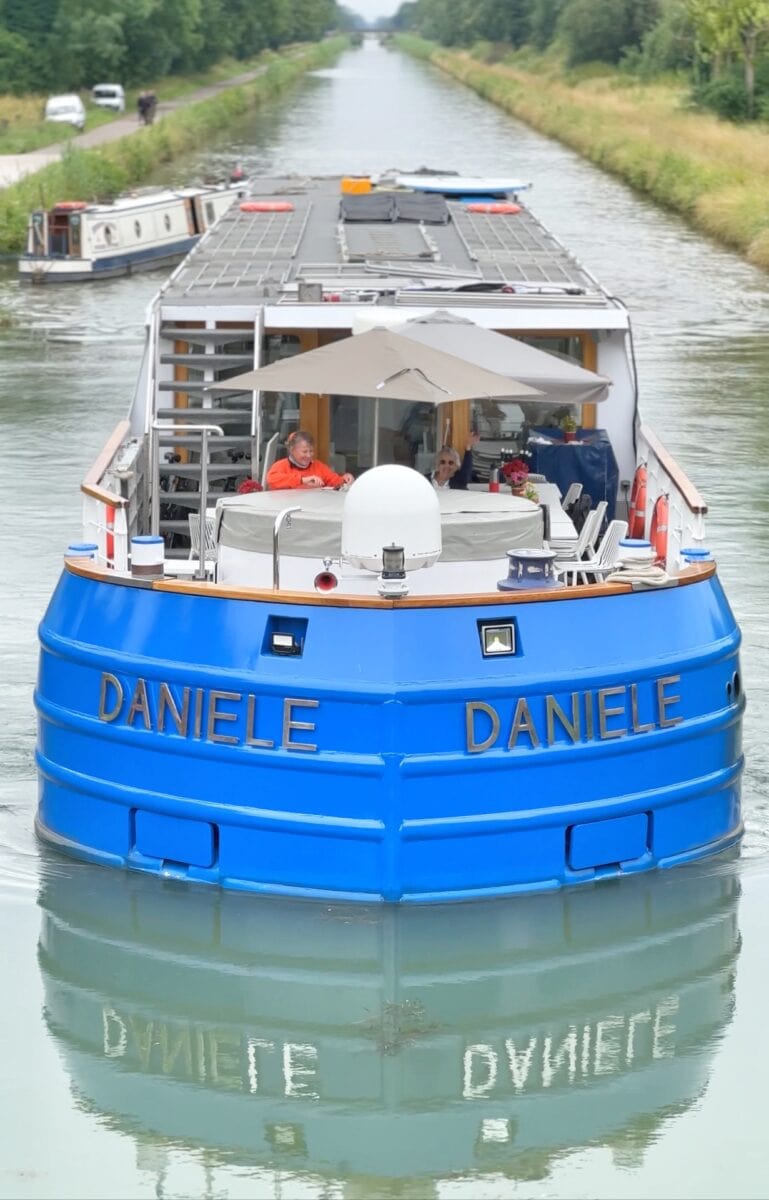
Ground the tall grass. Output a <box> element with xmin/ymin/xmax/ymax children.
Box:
<box><xmin>0</xmin><ymin>39</ymin><xmax>348</xmax><ymax>256</ymax></box>
<box><xmin>396</xmin><ymin>36</ymin><xmax>769</xmax><ymax>271</ymax></box>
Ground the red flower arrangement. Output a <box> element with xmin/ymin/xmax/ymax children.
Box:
<box><xmin>500</xmin><ymin>458</ymin><xmax>530</xmax><ymax>487</ymax></box>
<box><xmin>237</xmin><ymin>478</ymin><xmax>263</xmax><ymax>494</ymax></box>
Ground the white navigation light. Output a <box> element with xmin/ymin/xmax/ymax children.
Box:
<box><xmin>378</xmin><ymin>543</ymin><xmax>408</xmax><ymax>598</ymax></box>
<box><xmin>341</xmin><ymin>465</ymin><xmax>441</xmax><ymax>573</ymax></box>
<box><xmin>481</xmin><ymin>623</ymin><xmax>516</xmax><ymax>657</ymax></box>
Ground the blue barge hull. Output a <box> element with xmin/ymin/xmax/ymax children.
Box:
<box><xmin>35</xmin><ymin>566</ymin><xmax>743</xmax><ymax>902</ymax></box>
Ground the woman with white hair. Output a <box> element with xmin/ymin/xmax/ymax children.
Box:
<box><xmin>427</xmin><ymin>432</ymin><xmax>479</xmax><ymax>490</ymax></box>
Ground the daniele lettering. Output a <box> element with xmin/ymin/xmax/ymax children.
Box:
<box><xmin>466</xmin><ymin>675</ymin><xmax>682</xmax><ymax>752</ymax></box>
<box><xmin>98</xmin><ymin>672</ymin><xmax>319</xmax><ymax>753</ymax></box>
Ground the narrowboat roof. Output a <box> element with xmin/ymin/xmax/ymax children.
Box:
<box><xmin>47</xmin><ymin>185</ymin><xmax>237</xmax><ymax>216</ymax></box>
<box><xmin>161</xmin><ymin>173</ymin><xmax>629</xmax><ymax>329</ymax></box>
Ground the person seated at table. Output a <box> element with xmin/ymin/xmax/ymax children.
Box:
<box><xmin>427</xmin><ymin>432</ymin><xmax>479</xmax><ymax>490</ymax></box>
<box><xmin>266</xmin><ymin>430</ymin><xmax>354</xmax><ymax>490</ymax></box>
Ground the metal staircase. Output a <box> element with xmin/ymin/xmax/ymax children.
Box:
<box><xmin>153</xmin><ymin>322</ymin><xmax>258</xmax><ymax>555</ymax></box>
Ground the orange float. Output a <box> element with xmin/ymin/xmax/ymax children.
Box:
<box><xmin>627</xmin><ymin>464</ymin><xmax>647</xmax><ymax>538</ymax></box>
<box><xmin>53</xmin><ymin>201</ymin><xmax>87</xmax><ymax>210</ymax></box>
<box><xmin>650</xmin><ymin>494</ymin><xmax>669</xmax><ymax>564</ymax></box>
<box><xmin>239</xmin><ymin>200</ymin><xmax>294</xmax><ymax>213</ymax></box>
<box><xmin>465</xmin><ymin>202</ymin><xmax>521</xmax><ymax>214</ymax></box>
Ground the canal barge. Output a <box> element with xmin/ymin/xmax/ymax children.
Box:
<box><xmin>34</xmin><ymin>171</ymin><xmax>744</xmax><ymax>901</ymax></box>
<box><xmin>18</xmin><ymin>183</ymin><xmax>244</xmax><ymax>283</ymax></box>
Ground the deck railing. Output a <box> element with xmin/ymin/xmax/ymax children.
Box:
<box><xmin>638</xmin><ymin>425</ymin><xmax>707</xmax><ymax>567</ymax></box>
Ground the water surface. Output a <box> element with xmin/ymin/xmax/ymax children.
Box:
<box><xmin>1</xmin><ymin>39</ymin><xmax>768</xmax><ymax>1199</ymax></box>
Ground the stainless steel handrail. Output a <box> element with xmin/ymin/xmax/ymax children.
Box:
<box><xmin>272</xmin><ymin>506</ymin><xmax>300</xmax><ymax>590</ymax></box>
<box><xmin>151</xmin><ymin>421</ymin><xmax>224</xmax><ymax>579</ymax></box>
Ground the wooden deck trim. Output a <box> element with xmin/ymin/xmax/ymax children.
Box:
<box><xmin>641</xmin><ymin>424</ymin><xmax>708</xmax><ymax>514</ymax></box>
<box><xmin>83</xmin><ymin>420</ymin><xmax>130</xmax><ymax>487</ymax></box>
<box><xmin>80</xmin><ymin>419</ymin><xmax>130</xmax><ymax>508</ymax></box>
<box><xmin>80</xmin><ymin>483</ymin><xmax>127</xmax><ymax>508</ymax></box>
<box><xmin>64</xmin><ymin>559</ymin><xmax>717</xmax><ymax>603</ymax></box>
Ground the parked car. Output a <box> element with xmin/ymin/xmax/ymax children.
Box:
<box><xmin>44</xmin><ymin>94</ymin><xmax>86</xmax><ymax>131</ymax></box>
<box><xmin>91</xmin><ymin>83</ymin><xmax>125</xmax><ymax>113</ymax></box>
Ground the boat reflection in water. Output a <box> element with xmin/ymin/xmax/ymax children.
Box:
<box><xmin>38</xmin><ymin>853</ymin><xmax>741</xmax><ymax>1196</ymax></box>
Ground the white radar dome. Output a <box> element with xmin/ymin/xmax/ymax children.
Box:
<box><xmin>341</xmin><ymin>465</ymin><xmax>442</xmax><ymax>572</ymax></box>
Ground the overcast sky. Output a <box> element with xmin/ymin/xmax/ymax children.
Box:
<box><xmin>347</xmin><ymin>0</ymin><xmax>402</xmax><ymax>20</ymax></box>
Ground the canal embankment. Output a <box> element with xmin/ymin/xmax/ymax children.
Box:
<box><xmin>0</xmin><ymin>37</ymin><xmax>349</xmax><ymax>256</ymax></box>
<box><xmin>396</xmin><ymin>35</ymin><xmax>769</xmax><ymax>273</ymax></box>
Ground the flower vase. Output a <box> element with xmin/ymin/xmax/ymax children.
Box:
<box><xmin>563</xmin><ymin>430</ymin><xmax>576</xmax><ymax>443</ymax></box>
<box><xmin>511</xmin><ymin>484</ymin><xmax>526</xmax><ymax>497</ymax></box>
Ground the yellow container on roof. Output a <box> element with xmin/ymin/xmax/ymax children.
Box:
<box><xmin>341</xmin><ymin>176</ymin><xmax>372</xmax><ymax>194</ymax></box>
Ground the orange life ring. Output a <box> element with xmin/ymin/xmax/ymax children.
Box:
<box><xmin>465</xmin><ymin>202</ymin><xmax>521</xmax><ymax>215</ymax></box>
<box><xmin>53</xmin><ymin>201</ymin><xmax>87</xmax><ymax>210</ymax></box>
<box><xmin>650</xmin><ymin>494</ymin><xmax>669</xmax><ymax>564</ymax></box>
<box><xmin>239</xmin><ymin>200</ymin><xmax>294</xmax><ymax>213</ymax></box>
<box><xmin>628</xmin><ymin>464</ymin><xmax>647</xmax><ymax>538</ymax></box>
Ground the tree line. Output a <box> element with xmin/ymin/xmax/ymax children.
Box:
<box><xmin>388</xmin><ymin>0</ymin><xmax>769</xmax><ymax>121</ymax></box>
<box><xmin>0</xmin><ymin>0</ymin><xmax>355</xmax><ymax>94</ymax></box>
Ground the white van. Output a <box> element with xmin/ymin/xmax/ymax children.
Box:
<box><xmin>91</xmin><ymin>83</ymin><xmax>125</xmax><ymax>113</ymax></box>
<box><xmin>44</xmin><ymin>94</ymin><xmax>86</xmax><ymax>131</ymax></box>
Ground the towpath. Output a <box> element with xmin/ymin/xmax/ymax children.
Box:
<box><xmin>0</xmin><ymin>66</ymin><xmax>267</xmax><ymax>188</ymax></box>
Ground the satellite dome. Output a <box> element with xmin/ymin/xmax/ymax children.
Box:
<box><xmin>341</xmin><ymin>465</ymin><xmax>442</xmax><ymax>572</ymax></box>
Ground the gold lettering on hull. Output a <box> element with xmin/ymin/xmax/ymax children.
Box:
<box><xmin>96</xmin><ymin>672</ymin><xmax>320</xmax><ymax>754</ymax></box>
<box><xmin>465</xmin><ymin>675</ymin><xmax>682</xmax><ymax>753</ymax></box>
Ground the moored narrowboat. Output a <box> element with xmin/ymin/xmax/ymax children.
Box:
<box><xmin>18</xmin><ymin>183</ymin><xmax>244</xmax><ymax>283</ymax></box>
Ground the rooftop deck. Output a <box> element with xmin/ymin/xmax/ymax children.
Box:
<box><xmin>163</xmin><ymin>175</ymin><xmax>615</xmax><ymax>311</ymax></box>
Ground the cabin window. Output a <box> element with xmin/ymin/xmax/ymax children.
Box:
<box><xmin>134</xmin><ymin>220</ymin><xmax>141</xmax><ymax>238</ymax></box>
<box><xmin>257</xmin><ymin>335</ymin><xmax>302</xmax><ymax>461</ymax></box>
<box><xmin>471</xmin><ymin>335</ymin><xmax>587</xmax><ymax>450</ymax></box>
<box><xmin>164</xmin><ymin>214</ymin><xmax>171</xmax><ymax>232</ymax></box>
<box><xmin>205</xmin><ymin>201</ymin><xmax>215</xmax><ymax>225</ymax></box>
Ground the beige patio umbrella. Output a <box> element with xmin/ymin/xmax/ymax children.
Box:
<box><xmin>210</xmin><ymin>326</ymin><xmax>542</xmax><ymax>464</ymax></box>
<box><xmin>214</xmin><ymin>326</ymin><xmax>543</xmax><ymax>404</ymax></box>
<box><xmin>392</xmin><ymin>311</ymin><xmax>612</xmax><ymax>406</ymax></box>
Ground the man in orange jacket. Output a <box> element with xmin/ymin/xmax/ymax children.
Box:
<box><xmin>266</xmin><ymin>430</ymin><xmax>354</xmax><ymax>490</ymax></box>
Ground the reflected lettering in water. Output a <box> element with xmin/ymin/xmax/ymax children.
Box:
<box><xmin>37</xmin><ymin>855</ymin><xmax>740</xmax><ymax>1196</ymax></box>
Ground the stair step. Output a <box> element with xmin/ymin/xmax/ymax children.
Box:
<box><xmin>159</xmin><ymin>491</ymin><xmax>232</xmax><ymax>507</ymax></box>
<box><xmin>155</xmin><ymin>407</ymin><xmax>251</xmax><ymax>423</ymax></box>
<box><xmin>157</xmin><ymin>434</ymin><xmax>251</xmax><ymax>449</ymax></box>
<box><xmin>160</xmin><ymin>353</ymin><xmax>253</xmax><ymax>367</ymax></box>
<box><xmin>160</xmin><ymin>463</ymin><xmax>248</xmax><ymax>479</ymax></box>
<box><xmin>157</xmin><ymin>380</ymin><xmax>251</xmax><ymax>394</ymax></box>
<box><xmin>160</xmin><ymin>520</ymin><xmax>198</xmax><ymax>535</ymax></box>
<box><xmin>161</xmin><ymin>326</ymin><xmax>255</xmax><ymax>343</ymax></box>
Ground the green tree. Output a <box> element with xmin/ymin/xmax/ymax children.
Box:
<box><xmin>688</xmin><ymin>0</ymin><xmax>769</xmax><ymax>115</ymax></box>
<box><xmin>557</xmin><ymin>0</ymin><xmax>660</xmax><ymax>66</ymax></box>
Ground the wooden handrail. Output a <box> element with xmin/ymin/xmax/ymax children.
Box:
<box><xmin>641</xmin><ymin>424</ymin><xmax>707</xmax><ymax>514</ymax></box>
<box><xmin>64</xmin><ymin>557</ymin><xmax>718</xmax><ymax>605</ymax></box>
<box><xmin>80</xmin><ymin>482</ymin><xmax>127</xmax><ymax>508</ymax></box>
<box><xmin>82</xmin><ymin>420</ymin><xmax>131</xmax><ymax>488</ymax></box>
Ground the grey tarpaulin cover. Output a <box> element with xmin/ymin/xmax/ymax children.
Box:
<box><xmin>216</xmin><ymin>489</ymin><xmax>542</xmax><ymax>563</ymax></box>
<box><xmin>339</xmin><ymin>192</ymin><xmax>450</xmax><ymax>223</ymax></box>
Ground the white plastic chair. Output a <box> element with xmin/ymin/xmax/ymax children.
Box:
<box><xmin>561</xmin><ymin>481</ymin><xmax>583</xmax><ymax>511</ymax></box>
<box><xmin>187</xmin><ymin>511</ymin><xmax>217</xmax><ymax>560</ymax></box>
<box><xmin>556</xmin><ymin>519</ymin><xmax>628</xmax><ymax>585</ymax></box>
<box><xmin>550</xmin><ymin>504</ymin><xmax>600</xmax><ymax>559</ymax></box>
<box><xmin>584</xmin><ymin>500</ymin><xmax>608</xmax><ymax>554</ymax></box>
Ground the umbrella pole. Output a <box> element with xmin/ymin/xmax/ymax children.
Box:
<box><xmin>373</xmin><ymin>396</ymin><xmax>379</xmax><ymax>466</ymax></box>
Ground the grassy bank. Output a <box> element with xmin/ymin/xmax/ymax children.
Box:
<box><xmin>396</xmin><ymin>35</ymin><xmax>769</xmax><ymax>272</ymax></box>
<box><xmin>0</xmin><ymin>37</ymin><xmax>348</xmax><ymax>256</ymax></box>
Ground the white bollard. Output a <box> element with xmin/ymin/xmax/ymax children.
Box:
<box><xmin>130</xmin><ymin>535</ymin><xmax>165</xmax><ymax>578</ymax></box>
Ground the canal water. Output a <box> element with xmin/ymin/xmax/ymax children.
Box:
<box><xmin>1</xmin><ymin>39</ymin><xmax>768</xmax><ymax>1199</ymax></box>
